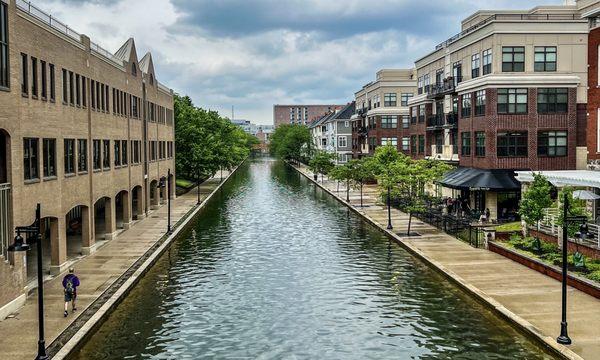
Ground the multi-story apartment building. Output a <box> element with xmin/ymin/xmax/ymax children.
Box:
<box><xmin>309</xmin><ymin>102</ymin><xmax>355</xmax><ymax>163</ymax></box>
<box><xmin>350</xmin><ymin>69</ymin><xmax>417</xmax><ymax>158</ymax></box>
<box><xmin>273</xmin><ymin>104</ymin><xmax>344</xmax><ymax>127</ymax></box>
<box><xmin>0</xmin><ymin>0</ymin><xmax>175</xmax><ymax>317</ymax></box>
<box><xmin>408</xmin><ymin>3</ymin><xmax>589</xmax><ymax>221</ymax></box>
<box><xmin>583</xmin><ymin>0</ymin><xmax>600</xmax><ymax>169</ymax></box>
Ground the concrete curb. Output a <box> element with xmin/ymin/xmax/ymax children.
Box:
<box><xmin>292</xmin><ymin>163</ymin><xmax>583</xmax><ymax>360</ymax></box>
<box><xmin>51</xmin><ymin>164</ymin><xmax>242</xmax><ymax>360</ymax></box>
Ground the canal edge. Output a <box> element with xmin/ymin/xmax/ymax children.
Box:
<box><xmin>290</xmin><ymin>162</ymin><xmax>582</xmax><ymax>360</ymax></box>
<box><xmin>50</xmin><ymin>162</ymin><xmax>244</xmax><ymax>360</ymax></box>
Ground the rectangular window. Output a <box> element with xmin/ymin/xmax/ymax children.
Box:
<box><xmin>132</xmin><ymin>95</ymin><xmax>138</xmax><ymax>117</ymax></box>
<box><xmin>62</xmin><ymin>69</ymin><xmax>67</xmax><ymax>103</ymax></box>
<box><xmin>338</xmin><ymin>136</ymin><xmax>347</xmax><ymax>148</ymax></box>
<box><xmin>31</xmin><ymin>57</ymin><xmax>38</xmax><ymax>97</ymax></box>
<box><xmin>534</xmin><ymin>46</ymin><xmax>556</xmax><ymax>72</ymax></box>
<box><xmin>461</xmin><ymin>132</ymin><xmax>471</xmax><ymax>156</ymax></box>
<box><xmin>410</xmin><ymin>135</ymin><xmax>417</xmax><ymax>154</ymax></box>
<box><xmin>93</xmin><ymin>140</ymin><xmax>101</xmax><ymax>170</ymax></box>
<box><xmin>419</xmin><ymin>105</ymin><xmax>425</xmax><ymax>123</ymax></box>
<box><xmin>435</xmin><ymin>69</ymin><xmax>443</xmax><ymax>86</ymax></box>
<box><xmin>384</xmin><ymin>93</ymin><xmax>397</xmax><ymax>107</ymax></box>
<box><xmin>42</xmin><ymin>138</ymin><xmax>56</xmax><ymax>178</ymax></box>
<box><xmin>114</xmin><ymin>140</ymin><xmax>121</xmax><ymax>166</ymax></box>
<box><xmin>401</xmin><ymin>93</ymin><xmax>413</xmax><ymax>107</ymax></box>
<box><xmin>497</xmin><ymin>132</ymin><xmax>528</xmax><ymax>157</ymax></box>
<box><xmin>40</xmin><ymin>61</ymin><xmax>47</xmax><ymax>100</ymax></box>
<box><xmin>471</xmin><ymin>54</ymin><xmax>480</xmax><ymax>78</ymax></box>
<box><xmin>461</xmin><ymin>94</ymin><xmax>471</xmax><ymax>118</ymax></box>
<box><xmin>81</xmin><ymin>76</ymin><xmax>86</xmax><ymax>107</ymax></box>
<box><xmin>411</xmin><ymin>107</ymin><xmax>417</xmax><ymax>124</ymax></box>
<box><xmin>482</xmin><ymin>49</ymin><xmax>492</xmax><ymax>75</ymax></box>
<box><xmin>417</xmin><ymin>76</ymin><xmax>423</xmax><ymax>95</ymax></box>
<box><xmin>453</xmin><ymin>62</ymin><xmax>462</xmax><ymax>85</ymax></box>
<box><xmin>475</xmin><ymin>132</ymin><xmax>485</xmax><ymax>156</ymax></box>
<box><xmin>78</xmin><ymin>139</ymin><xmax>87</xmax><ymax>172</ymax></box>
<box><xmin>103</xmin><ymin>140</ymin><xmax>110</xmax><ymax>169</ymax></box>
<box><xmin>475</xmin><ymin>90</ymin><xmax>485</xmax><ymax>116</ymax></box>
<box><xmin>122</xmin><ymin>140</ymin><xmax>128</xmax><ymax>165</ymax></box>
<box><xmin>64</xmin><ymin>139</ymin><xmax>75</xmax><ymax>174</ymax></box>
<box><xmin>0</xmin><ymin>1</ymin><xmax>8</xmax><ymax>89</ymax></box>
<box><xmin>112</xmin><ymin>88</ymin><xmax>116</xmax><ymax>114</ymax></box>
<box><xmin>402</xmin><ymin>115</ymin><xmax>409</xmax><ymax>129</ymax></box>
<box><xmin>538</xmin><ymin>131</ymin><xmax>567</xmax><ymax>157</ymax></box>
<box><xmin>537</xmin><ymin>88</ymin><xmax>568</xmax><ymax>114</ymax></box>
<box><xmin>49</xmin><ymin>64</ymin><xmax>55</xmax><ymax>101</ymax></box>
<box><xmin>75</xmin><ymin>74</ymin><xmax>80</xmax><ymax>106</ymax></box>
<box><xmin>91</xmin><ymin>80</ymin><xmax>96</xmax><ymax>109</ymax></box>
<box><xmin>502</xmin><ymin>46</ymin><xmax>525</xmax><ymax>72</ymax></box>
<box><xmin>23</xmin><ymin>138</ymin><xmax>39</xmax><ymax>180</ymax></box>
<box><xmin>498</xmin><ymin>88</ymin><xmax>528</xmax><ymax>114</ymax></box>
<box><xmin>381</xmin><ymin>137</ymin><xmax>398</xmax><ymax>147</ymax></box>
<box><xmin>381</xmin><ymin>115</ymin><xmax>397</xmax><ymax>129</ymax></box>
<box><xmin>418</xmin><ymin>135</ymin><xmax>425</xmax><ymax>153</ymax></box>
<box><xmin>401</xmin><ymin>137</ymin><xmax>409</xmax><ymax>151</ymax></box>
<box><xmin>96</xmin><ymin>81</ymin><xmax>100</xmax><ymax>110</ymax></box>
<box><xmin>21</xmin><ymin>53</ymin><xmax>28</xmax><ymax>95</ymax></box>
<box><xmin>423</xmin><ymin>74</ymin><xmax>430</xmax><ymax>93</ymax></box>
<box><xmin>68</xmin><ymin>71</ymin><xmax>74</xmax><ymax>105</ymax></box>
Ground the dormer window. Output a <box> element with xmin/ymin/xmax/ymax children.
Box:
<box><xmin>131</xmin><ymin>63</ymin><xmax>137</xmax><ymax>76</ymax></box>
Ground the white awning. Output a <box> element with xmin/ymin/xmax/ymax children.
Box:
<box><xmin>515</xmin><ymin>170</ymin><xmax>600</xmax><ymax>188</ymax></box>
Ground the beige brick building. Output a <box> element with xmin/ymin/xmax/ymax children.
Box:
<box><xmin>0</xmin><ymin>0</ymin><xmax>175</xmax><ymax>317</ymax></box>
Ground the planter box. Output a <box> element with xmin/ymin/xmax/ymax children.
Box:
<box><xmin>489</xmin><ymin>241</ymin><xmax>600</xmax><ymax>300</ymax></box>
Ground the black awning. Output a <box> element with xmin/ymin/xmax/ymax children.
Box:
<box><xmin>438</xmin><ymin>168</ymin><xmax>521</xmax><ymax>191</ymax></box>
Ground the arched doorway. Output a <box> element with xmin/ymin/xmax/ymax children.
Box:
<box><xmin>115</xmin><ymin>190</ymin><xmax>131</xmax><ymax>229</ymax></box>
<box><xmin>94</xmin><ymin>196</ymin><xmax>116</xmax><ymax>241</ymax></box>
<box><xmin>149</xmin><ymin>179</ymin><xmax>158</xmax><ymax>209</ymax></box>
<box><xmin>159</xmin><ymin>176</ymin><xmax>167</xmax><ymax>204</ymax></box>
<box><xmin>0</xmin><ymin>129</ymin><xmax>11</xmax><ymax>260</ymax></box>
<box><xmin>65</xmin><ymin>205</ymin><xmax>91</xmax><ymax>259</ymax></box>
<box><xmin>26</xmin><ymin>216</ymin><xmax>56</xmax><ymax>282</ymax></box>
<box><xmin>132</xmin><ymin>185</ymin><xmax>143</xmax><ymax>220</ymax></box>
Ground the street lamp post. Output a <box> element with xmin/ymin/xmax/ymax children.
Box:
<box><xmin>557</xmin><ymin>192</ymin><xmax>587</xmax><ymax>346</ymax></box>
<box><xmin>386</xmin><ymin>186</ymin><xmax>393</xmax><ymax>230</ymax></box>
<box><xmin>8</xmin><ymin>203</ymin><xmax>48</xmax><ymax>360</ymax></box>
<box><xmin>167</xmin><ymin>169</ymin><xmax>172</xmax><ymax>234</ymax></box>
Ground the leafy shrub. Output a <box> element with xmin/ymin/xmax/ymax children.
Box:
<box><xmin>586</xmin><ymin>261</ymin><xmax>600</xmax><ymax>273</ymax></box>
<box><xmin>539</xmin><ymin>241</ymin><xmax>559</xmax><ymax>254</ymax></box>
<box><xmin>587</xmin><ymin>271</ymin><xmax>600</xmax><ymax>283</ymax></box>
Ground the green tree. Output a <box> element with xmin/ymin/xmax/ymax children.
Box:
<box><xmin>557</xmin><ymin>187</ymin><xmax>590</xmax><ymax>238</ymax></box>
<box><xmin>349</xmin><ymin>157</ymin><xmax>377</xmax><ymax>207</ymax></box>
<box><xmin>329</xmin><ymin>162</ymin><xmax>353</xmax><ymax>202</ymax></box>
<box><xmin>270</xmin><ymin>124</ymin><xmax>312</xmax><ymax>163</ymax></box>
<box><xmin>308</xmin><ymin>151</ymin><xmax>336</xmax><ymax>183</ymax></box>
<box><xmin>518</xmin><ymin>173</ymin><xmax>553</xmax><ymax>241</ymax></box>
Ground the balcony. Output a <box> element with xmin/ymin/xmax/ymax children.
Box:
<box><xmin>428</xmin><ymin>145</ymin><xmax>459</xmax><ymax>162</ymax></box>
<box><xmin>426</xmin><ymin>114</ymin><xmax>445</xmax><ymax>130</ymax></box>
<box><xmin>445</xmin><ymin>113</ymin><xmax>458</xmax><ymax>128</ymax></box>
<box><xmin>427</xmin><ymin>77</ymin><xmax>460</xmax><ymax>99</ymax></box>
<box><xmin>357</xmin><ymin>126</ymin><xmax>368</xmax><ymax>137</ymax></box>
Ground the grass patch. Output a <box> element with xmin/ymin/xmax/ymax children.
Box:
<box><xmin>176</xmin><ymin>178</ymin><xmax>195</xmax><ymax>188</ymax></box>
<box><xmin>495</xmin><ymin>221</ymin><xmax>521</xmax><ymax>232</ymax></box>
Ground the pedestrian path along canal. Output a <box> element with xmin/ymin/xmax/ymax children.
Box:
<box><xmin>72</xmin><ymin>158</ymin><xmax>555</xmax><ymax>359</ymax></box>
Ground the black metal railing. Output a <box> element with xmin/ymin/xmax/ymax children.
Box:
<box><xmin>445</xmin><ymin>113</ymin><xmax>458</xmax><ymax>127</ymax></box>
<box><xmin>426</xmin><ymin>114</ymin><xmax>445</xmax><ymax>128</ymax></box>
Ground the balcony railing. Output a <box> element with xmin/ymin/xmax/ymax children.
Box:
<box><xmin>90</xmin><ymin>41</ymin><xmax>125</xmax><ymax>67</ymax></box>
<box><xmin>445</xmin><ymin>113</ymin><xmax>458</xmax><ymax>127</ymax></box>
<box><xmin>427</xmin><ymin>77</ymin><xmax>460</xmax><ymax>98</ymax></box>
<box><xmin>426</xmin><ymin>114</ymin><xmax>445</xmax><ymax>129</ymax></box>
<box><xmin>16</xmin><ymin>0</ymin><xmax>81</xmax><ymax>41</ymax></box>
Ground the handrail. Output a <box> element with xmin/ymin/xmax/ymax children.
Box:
<box><xmin>90</xmin><ymin>41</ymin><xmax>124</xmax><ymax>67</ymax></box>
<box><xmin>16</xmin><ymin>0</ymin><xmax>81</xmax><ymax>41</ymax></box>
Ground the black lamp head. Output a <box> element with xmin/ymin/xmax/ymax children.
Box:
<box><xmin>8</xmin><ymin>233</ymin><xmax>30</xmax><ymax>252</ymax></box>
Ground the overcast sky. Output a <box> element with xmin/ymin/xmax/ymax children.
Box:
<box><xmin>34</xmin><ymin>0</ymin><xmax>563</xmax><ymax>124</ymax></box>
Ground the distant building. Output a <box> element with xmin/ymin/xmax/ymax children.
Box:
<box><xmin>309</xmin><ymin>102</ymin><xmax>355</xmax><ymax>163</ymax></box>
<box><xmin>273</xmin><ymin>104</ymin><xmax>345</xmax><ymax>127</ymax></box>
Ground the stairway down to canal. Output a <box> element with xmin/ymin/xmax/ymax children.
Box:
<box><xmin>72</xmin><ymin>158</ymin><xmax>556</xmax><ymax>359</ymax></box>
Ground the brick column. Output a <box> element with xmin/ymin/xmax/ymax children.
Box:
<box><xmin>81</xmin><ymin>206</ymin><xmax>94</xmax><ymax>255</ymax></box>
<box><xmin>50</xmin><ymin>217</ymin><xmax>67</xmax><ymax>275</ymax></box>
<box><xmin>122</xmin><ymin>191</ymin><xmax>132</xmax><ymax>229</ymax></box>
<box><xmin>104</xmin><ymin>197</ymin><xmax>117</xmax><ymax>240</ymax></box>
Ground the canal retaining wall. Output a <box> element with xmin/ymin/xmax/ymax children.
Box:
<box><xmin>291</xmin><ymin>163</ymin><xmax>584</xmax><ymax>360</ymax></box>
<box><xmin>51</xmin><ymin>163</ymin><xmax>244</xmax><ymax>360</ymax></box>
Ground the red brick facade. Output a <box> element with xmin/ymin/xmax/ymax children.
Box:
<box><xmin>587</xmin><ymin>27</ymin><xmax>600</xmax><ymax>161</ymax></box>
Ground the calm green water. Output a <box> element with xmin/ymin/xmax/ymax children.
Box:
<box><xmin>72</xmin><ymin>158</ymin><xmax>554</xmax><ymax>359</ymax></box>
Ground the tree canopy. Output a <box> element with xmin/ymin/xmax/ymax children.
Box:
<box><xmin>269</xmin><ymin>124</ymin><xmax>312</xmax><ymax>162</ymax></box>
<box><xmin>174</xmin><ymin>94</ymin><xmax>258</xmax><ymax>180</ymax></box>
<box><xmin>519</xmin><ymin>173</ymin><xmax>553</xmax><ymax>229</ymax></box>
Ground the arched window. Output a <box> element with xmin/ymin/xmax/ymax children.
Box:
<box><xmin>131</xmin><ymin>63</ymin><xmax>137</xmax><ymax>76</ymax></box>
<box><xmin>150</xmin><ymin>74</ymin><xmax>154</xmax><ymax>85</ymax></box>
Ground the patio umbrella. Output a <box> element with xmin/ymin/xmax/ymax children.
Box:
<box><xmin>572</xmin><ymin>190</ymin><xmax>600</xmax><ymax>200</ymax></box>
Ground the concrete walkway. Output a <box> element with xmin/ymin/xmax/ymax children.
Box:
<box><xmin>0</xmin><ymin>171</ymin><xmax>231</xmax><ymax>360</ymax></box>
<box><xmin>297</xmin><ymin>165</ymin><xmax>600</xmax><ymax>360</ymax></box>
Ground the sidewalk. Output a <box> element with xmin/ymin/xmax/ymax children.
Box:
<box><xmin>297</xmin><ymin>164</ymin><xmax>600</xmax><ymax>360</ymax></box>
<box><xmin>0</xmin><ymin>170</ymin><xmax>231</xmax><ymax>360</ymax></box>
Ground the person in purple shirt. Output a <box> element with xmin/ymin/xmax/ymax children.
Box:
<box><xmin>62</xmin><ymin>268</ymin><xmax>80</xmax><ymax>317</ymax></box>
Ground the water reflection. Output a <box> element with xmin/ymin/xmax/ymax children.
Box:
<box><xmin>73</xmin><ymin>158</ymin><xmax>554</xmax><ymax>360</ymax></box>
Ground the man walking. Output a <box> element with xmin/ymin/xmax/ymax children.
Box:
<box><xmin>62</xmin><ymin>268</ymin><xmax>80</xmax><ymax>317</ymax></box>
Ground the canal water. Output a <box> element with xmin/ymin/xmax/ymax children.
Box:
<box><xmin>72</xmin><ymin>158</ymin><xmax>554</xmax><ymax>359</ymax></box>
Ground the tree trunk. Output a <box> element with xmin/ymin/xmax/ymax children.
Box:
<box><xmin>346</xmin><ymin>180</ymin><xmax>350</xmax><ymax>202</ymax></box>
<box><xmin>407</xmin><ymin>213</ymin><xmax>413</xmax><ymax>236</ymax></box>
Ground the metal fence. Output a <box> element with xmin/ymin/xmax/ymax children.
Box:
<box><xmin>16</xmin><ymin>0</ymin><xmax>81</xmax><ymax>41</ymax></box>
<box><xmin>539</xmin><ymin>207</ymin><xmax>600</xmax><ymax>249</ymax></box>
<box><xmin>0</xmin><ymin>183</ymin><xmax>11</xmax><ymax>259</ymax></box>
<box><xmin>416</xmin><ymin>208</ymin><xmax>485</xmax><ymax>248</ymax></box>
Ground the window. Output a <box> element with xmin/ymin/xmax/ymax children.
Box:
<box><xmin>497</xmin><ymin>132</ymin><xmax>527</xmax><ymax>157</ymax></box>
<box><xmin>461</xmin><ymin>94</ymin><xmax>472</xmax><ymax>118</ymax></box>
<box><xmin>23</xmin><ymin>138</ymin><xmax>39</xmax><ymax>180</ymax></box>
<box><xmin>62</xmin><ymin>69</ymin><xmax>67</xmax><ymax>102</ymax></box>
<box><xmin>338</xmin><ymin>136</ymin><xmax>347</xmax><ymax>148</ymax></box>
<box><xmin>81</xmin><ymin>76</ymin><xmax>86</xmax><ymax>107</ymax></box>
<box><xmin>132</xmin><ymin>96</ymin><xmax>138</xmax><ymax>118</ymax></box>
<box><xmin>401</xmin><ymin>137</ymin><xmax>409</xmax><ymax>151</ymax></box>
<box><xmin>538</xmin><ymin>131</ymin><xmax>567</xmax><ymax>157</ymax></box>
<box><xmin>49</xmin><ymin>64</ymin><xmax>55</xmax><ymax>101</ymax></box>
<box><xmin>76</xmin><ymin>74</ymin><xmax>80</xmax><ymax>106</ymax></box>
<box><xmin>534</xmin><ymin>46</ymin><xmax>556</xmax><ymax>72</ymax></box>
<box><xmin>461</xmin><ymin>132</ymin><xmax>471</xmax><ymax>156</ymax></box>
<box><xmin>423</xmin><ymin>74</ymin><xmax>430</xmax><ymax>93</ymax></box>
<box><xmin>502</xmin><ymin>46</ymin><xmax>525</xmax><ymax>72</ymax></box>
<box><xmin>114</xmin><ymin>140</ymin><xmax>121</xmax><ymax>166</ymax></box>
<box><xmin>103</xmin><ymin>140</ymin><xmax>110</xmax><ymax>169</ymax></box>
<box><xmin>475</xmin><ymin>132</ymin><xmax>485</xmax><ymax>156</ymax></box>
<box><xmin>471</xmin><ymin>54</ymin><xmax>480</xmax><ymax>78</ymax></box>
<box><xmin>410</xmin><ymin>135</ymin><xmax>417</xmax><ymax>154</ymax></box>
<box><xmin>482</xmin><ymin>49</ymin><xmax>492</xmax><ymax>75</ymax></box>
<box><xmin>381</xmin><ymin>115</ymin><xmax>397</xmax><ymax>129</ymax></box>
<box><xmin>402</xmin><ymin>115</ymin><xmax>409</xmax><ymax>129</ymax></box>
<box><xmin>69</xmin><ymin>71</ymin><xmax>74</xmax><ymax>105</ymax></box>
<box><xmin>435</xmin><ymin>69</ymin><xmax>443</xmax><ymax>86</ymax></box>
<box><xmin>384</xmin><ymin>93</ymin><xmax>397</xmax><ymax>107</ymax></box>
<box><xmin>411</xmin><ymin>107</ymin><xmax>417</xmax><ymax>124</ymax></box>
<box><xmin>78</xmin><ymin>139</ymin><xmax>87</xmax><ymax>172</ymax></box>
<box><xmin>419</xmin><ymin>105</ymin><xmax>425</xmax><ymax>123</ymax></box>
<box><xmin>122</xmin><ymin>140</ymin><xmax>128</xmax><ymax>165</ymax></box>
<box><xmin>21</xmin><ymin>53</ymin><xmax>28</xmax><ymax>95</ymax></box>
<box><xmin>452</xmin><ymin>62</ymin><xmax>462</xmax><ymax>85</ymax></box>
<box><xmin>475</xmin><ymin>90</ymin><xmax>485</xmax><ymax>116</ymax></box>
<box><xmin>42</xmin><ymin>139</ymin><xmax>56</xmax><ymax>178</ymax></box>
<box><xmin>401</xmin><ymin>93</ymin><xmax>413</xmax><ymax>106</ymax></box>
<box><xmin>537</xmin><ymin>88</ymin><xmax>567</xmax><ymax>114</ymax></box>
<box><xmin>31</xmin><ymin>57</ymin><xmax>38</xmax><ymax>97</ymax></box>
<box><xmin>381</xmin><ymin>137</ymin><xmax>398</xmax><ymax>147</ymax></box>
<box><xmin>498</xmin><ymin>88</ymin><xmax>527</xmax><ymax>114</ymax></box>
<box><xmin>93</xmin><ymin>140</ymin><xmax>101</xmax><ymax>170</ymax></box>
<box><xmin>418</xmin><ymin>135</ymin><xmax>425</xmax><ymax>153</ymax></box>
<box><xmin>64</xmin><ymin>139</ymin><xmax>75</xmax><ymax>174</ymax></box>
<box><xmin>0</xmin><ymin>1</ymin><xmax>8</xmax><ymax>89</ymax></box>
<box><xmin>417</xmin><ymin>76</ymin><xmax>423</xmax><ymax>94</ymax></box>
<box><xmin>40</xmin><ymin>61</ymin><xmax>47</xmax><ymax>99</ymax></box>
<box><xmin>131</xmin><ymin>63</ymin><xmax>137</xmax><ymax>76</ymax></box>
